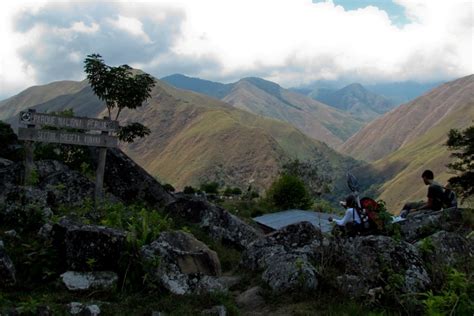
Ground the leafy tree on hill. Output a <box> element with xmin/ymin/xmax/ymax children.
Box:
<box><xmin>200</xmin><ymin>182</ymin><xmax>219</xmax><ymax>194</ymax></box>
<box><xmin>446</xmin><ymin>124</ymin><xmax>474</xmax><ymax>200</ymax></box>
<box><xmin>84</xmin><ymin>54</ymin><xmax>155</xmax><ymax>143</ymax></box>
<box><xmin>266</xmin><ymin>174</ymin><xmax>313</xmax><ymax>210</ymax></box>
<box><xmin>282</xmin><ymin>158</ymin><xmax>333</xmax><ymax>196</ymax></box>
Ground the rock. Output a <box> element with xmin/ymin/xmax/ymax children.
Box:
<box><xmin>61</xmin><ymin>271</ymin><xmax>118</xmax><ymax>291</ymax></box>
<box><xmin>397</xmin><ymin>208</ymin><xmax>462</xmax><ymax>242</ymax></box>
<box><xmin>36</xmin><ymin>305</ymin><xmax>52</xmax><ymax>316</ymax></box>
<box><xmin>94</xmin><ymin>148</ymin><xmax>175</xmax><ymax>208</ymax></box>
<box><xmin>67</xmin><ymin>302</ymin><xmax>101</xmax><ymax>316</ymax></box>
<box><xmin>0</xmin><ymin>158</ymin><xmax>13</xmax><ymax>168</ymax></box>
<box><xmin>261</xmin><ymin>256</ymin><xmax>318</xmax><ymax>293</ymax></box>
<box><xmin>4</xmin><ymin>229</ymin><xmax>18</xmax><ymax>238</ymax></box>
<box><xmin>0</xmin><ymin>239</ymin><xmax>16</xmax><ymax>287</ymax></box>
<box><xmin>241</xmin><ymin>222</ymin><xmax>321</xmax><ymax>293</ymax></box>
<box><xmin>416</xmin><ymin>230</ymin><xmax>474</xmax><ymax>267</ymax></box>
<box><xmin>218</xmin><ymin>276</ymin><xmax>241</xmax><ymax>289</ymax></box>
<box><xmin>241</xmin><ymin>222</ymin><xmax>323</xmax><ymax>271</ymax></box>
<box><xmin>141</xmin><ymin>231</ymin><xmax>224</xmax><ymax>295</ymax></box>
<box><xmin>236</xmin><ymin>286</ymin><xmax>265</xmax><ymax>310</ymax></box>
<box><xmin>336</xmin><ymin>235</ymin><xmax>430</xmax><ymax>298</ymax></box>
<box><xmin>38</xmin><ymin>223</ymin><xmax>53</xmax><ymax>240</ymax></box>
<box><xmin>201</xmin><ymin>305</ymin><xmax>227</xmax><ymax>316</ymax></box>
<box><xmin>151</xmin><ymin>312</ymin><xmax>167</xmax><ymax>316</ymax></box>
<box><xmin>165</xmin><ymin>197</ymin><xmax>261</xmax><ymax>250</ymax></box>
<box><xmin>52</xmin><ymin>219</ymin><xmax>126</xmax><ymax>271</ymax></box>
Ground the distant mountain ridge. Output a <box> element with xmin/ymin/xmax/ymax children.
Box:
<box><xmin>162</xmin><ymin>74</ymin><xmax>364</xmax><ymax>147</ymax></box>
<box><xmin>311</xmin><ymin>83</ymin><xmax>394</xmax><ymax>121</ymax></box>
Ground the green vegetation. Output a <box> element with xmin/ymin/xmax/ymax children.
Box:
<box><xmin>0</xmin><ymin>121</ymin><xmax>21</xmax><ymax>161</ymax></box>
<box><xmin>84</xmin><ymin>53</ymin><xmax>154</xmax><ymax>143</ymax></box>
<box><xmin>199</xmin><ymin>181</ymin><xmax>220</xmax><ymax>194</ymax></box>
<box><xmin>265</xmin><ymin>174</ymin><xmax>313</xmax><ymax>210</ymax></box>
<box><xmin>446</xmin><ymin>124</ymin><xmax>474</xmax><ymax>200</ymax></box>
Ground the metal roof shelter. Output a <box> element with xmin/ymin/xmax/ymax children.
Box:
<box><xmin>253</xmin><ymin>210</ymin><xmax>338</xmax><ymax>234</ymax></box>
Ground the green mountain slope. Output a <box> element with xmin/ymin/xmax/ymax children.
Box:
<box><xmin>340</xmin><ymin>75</ymin><xmax>474</xmax><ymax>162</ymax></box>
<box><xmin>373</xmin><ymin>99</ymin><xmax>474</xmax><ymax>212</ymax></box>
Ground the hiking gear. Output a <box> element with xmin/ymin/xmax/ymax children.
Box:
<box><xmin>443</xmin><ymin>189</ymin><xmax>457</xmax><ymax>209</ymax></box>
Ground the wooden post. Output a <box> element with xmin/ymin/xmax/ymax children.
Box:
<box><xmin>94</xmin><ymin>118</ymin><xmax>109</xmax><ymax>204</ymax></box>
<box><xmin>24</xmin><ymin>109</ymin><xmax>36</xmax><ymax>185</ymax></box>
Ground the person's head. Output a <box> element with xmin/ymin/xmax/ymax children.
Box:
<box><xmin>345</xmin><ymin>194</ymin><xmax>356</xmax><ymax>208</ymax></box>
<box><xmin>421</xmin><ymin>169</ymin><xmax>434</xmax><ymax>185</ymax></box>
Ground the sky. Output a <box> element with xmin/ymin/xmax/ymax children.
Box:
<box><xmin>0</xmin><ymin>0</ymin><xmax>473</xmax><ymax>99</ymax></box>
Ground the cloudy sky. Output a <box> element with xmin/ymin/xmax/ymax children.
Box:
<box><xmin>0</xmin><ymin>0</ymin><xmax>472</xmax><ymax>99</ymax></box>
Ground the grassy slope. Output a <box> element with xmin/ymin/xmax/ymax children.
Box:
<box><xmin>340</xmin><ymin>75</ymin><xmax>474</xmax><ymax>161</ymax></box>
<box><xmin>119</xmin><ymin>80</ymin><xmax>356</xmax><ymax>192</ymax></box>
<box><xmin>0</xmin><ymin>81</ymin><xmax>88</xmax><ymax>120</ymax></box>
<box><xmin>221</xmin><ymin>80</ymin><xmax>364</xmax><ymax>148</ymax></box>
<box><xmin>373</xmin><ymin>101</ymin><xmax>474</xmax><ymax>212</ymax></box>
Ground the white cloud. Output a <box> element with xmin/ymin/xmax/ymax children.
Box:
<box><xmin>0</xmin><ymin>0</ymin><xmax>472</xmax><ymax>98</ymax></box>
<box><xmin>107</xmin><ymin>15</ymin><xmax>152</xmax><ymax>44</ymax></box>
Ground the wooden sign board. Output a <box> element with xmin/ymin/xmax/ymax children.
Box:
<box><xmin>18</xmin><ymin>128</ymin><xmax>118</xmax><ymax>148</ymax></box>
<box><xmin>19</xmin><ymin>111</ymin><xmax>119</xmax><ymax>132</ymax></box>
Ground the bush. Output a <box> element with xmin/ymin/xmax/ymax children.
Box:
<box><xmin>266</xmin><ymin>174</ymin><xmax>313</xmax><ymax>210</ymax></box>
<box><xmin>0</xmin><ymin>121</ymin><xmax>21</xmax><ymax>161</ymax></box>
<box><xmin>163</xmin><ymin>183</ymin><xmax>175</xmax><ymax>192</ymax></box>
<box><xmin>183</xmin><ymin>186</ymin><xmax>196</xmax><ymax>194</ymax></box>
<box><xmin>200</xmin><ymin>182</ymin><xmax>219</xmax><ymax>194</ymax></box>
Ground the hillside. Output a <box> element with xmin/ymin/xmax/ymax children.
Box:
<box><xmin>0</xmin><ymin>77</ymin><xmax>364</xmax><ymax>198</ymax></box>
<box><xmin>340</xmin><ymin>75</ymin><xmax>474</xmax><ymax>162</ymax></box>
<box><xmin>163</xmin><ymin>74</ymin><xmax>364</xmax><ymax>147</ymax></box>
<box><xmin>312</xmin><ymin>83</ymin><xmax>394</xmax><ymax>121</ymax></box>
<box><xmin>0</xmin><ymin>80</ymin><xmax>89</xmax><ymax>121</ymax></box>
<box><xmin>373</xmin><ymin>99</ymin><xmax>474</xmax><ymax>212</ymax></box>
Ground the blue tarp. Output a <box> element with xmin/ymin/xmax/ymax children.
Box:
<box><xmin>253</xmin><ymin>210</ymin><xmax>338</xmax><ymax>233</ymax></box>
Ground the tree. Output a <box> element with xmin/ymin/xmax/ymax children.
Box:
<box><xmin>446</xmin><ymin>125</ymin><xmax>474</xmax><ymax>200</ymax></box>
<box><xmin>183</xmin><ymin>186</ymin><xmax>196</xmax><ymax>194</ymax></box>
<box><xmin>200</xmin><ymin>182</ymin><xmax>219</xmax><ymax>194</ymax></box>
<box><xmin>84</xmin><ymin>54</ymin><xmax>155</xmax><ymax>143</ymax></box>
<box><xmin>266</xmin><ymin>174</ymin><xmax>313</xmax><ymax>210</ymax></box>
<box><xmin>282</xmin><ymin>159</ymin><xmax>333</xmax><ymax>196</ymax></box>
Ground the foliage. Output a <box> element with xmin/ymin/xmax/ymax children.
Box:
<box><xmin>183</xmin><ymin>186</ymin><xmax>196</xmax><ymax>194</ymax></box>
<box><xmin>0</xmin><ymin>120</ymin><xmax>22</xmax><ymax>161</ymax></box>
<box><xmin>446</xmin><ymin>125</ymin><xmax>474</xmax><ymax>200</ymax></box>
<box><xmin>199</xmin><ymin>181</ymin><xmax>220</xmax><ymax>194</ymax></box>
<box><xmin>162</xmin><ymin>183</ymin><xmax>176</xmax><ymax>193</ymax></box>
<box><xmin>117</xmin><ymin>122</ymin><xmax>151</xmax><ymax>143</ymax></box>
<box><xmin>223</xmin><ymin>187</ymin><xmax>242</xmax><ymax>196</ymax></box>
<box><xmin>25</xmin><ymin>168</ymin><xmax>39</xmax><ymax>186</ymax></box>
<box><xmin>313</xmin><ymin>199</ymin><xmax>337</xmax><ymax>213</ymax></box>
<box><xmin>282</xmin><ymin>158</ymin><xmax>333</xmax><ymax>197</ymax></box>
<box><xmin>423</xmin><ymin>268</ymin><xmax>474</xmax><ymax>315</ymax></box>
<box><xmin>266</xmin><ymin>174</ymin><xmax>313</xmax><ymax>210</ymax></box>
<box><xmin>84</xmin><ymin>53</ymin><xmax>155</xmax><ymax>143</ymax></box>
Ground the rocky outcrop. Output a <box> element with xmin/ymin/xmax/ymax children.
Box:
<box><xmin>60</xmin><ymin>271</ymin><xmax>118</xmax><ymax>292</ymax></box>
<box><xmin>335</xmin><ymin>235</ymin><xmax>431</xmax><ymax>298</ymax></box>
<box><xmin>52</xmin><ymin>218</ymin><xmax>126</xmax><ymax>271</ymax></box>
<box><xmin>0</xmin><ymin>240</ymin><xmax>16</xmax><ymax>287</ymax></box>
<box><xmin>141</xmin><ymin>231</ymin><xmax>224</xmax><ymax>295</ymax></box>
<box><xmin>165</xmin><ymin>197</ymin><xmax>261</xmax><ymax>250</ymax></box>
<box><xmin>241</xmin><ymin>222</ymin><xmax>321</xmax><ymax>292</ymax></box>
<box><xmin>416</xmin><ymin>230</ymin><xmax>474</xmax><ymax>267</ymax></box>
<box><xmin>397</xmin><ymin>208</ymin><xmax>462</xmax><ymax>242</ymax></box>
<box><xmin>95</xmin><ymin>148</ymin><xmax>175</xmax><ymax>208</ymax></box>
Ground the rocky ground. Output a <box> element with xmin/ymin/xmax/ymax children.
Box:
<box><xmin>0</xmin><ymin>148</ymin><xmax>473</xmax><ymax>315</ymax></box>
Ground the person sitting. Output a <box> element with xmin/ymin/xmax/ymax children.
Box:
<box><xmin>328</xmin><ymin>194</ymin><xmax>361</xmax><ymax>235</ymax></box>
<box><xmin>400</xmin><ymin>169</ymin><xmax>445</xmax><ymax>218</ymax></box>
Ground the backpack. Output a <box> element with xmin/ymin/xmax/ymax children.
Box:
<box><xmin>443</xmin><ymin>189</ymin><xmax>458</xmax><ymax>209</ymax></box>
<box><xmin>355</xmin><ymin>197</ymin><xmax>383</xmax><ymax>231</ymax></box>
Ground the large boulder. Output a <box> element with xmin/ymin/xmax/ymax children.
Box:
<box><xmin>165</xmin><ymin>197</ymin><xmax>261</xmax><ymax>250</ymax></box>
<box><xmin>94</xmin><ymin>148</ymin><xmax>175</xmax><ymax>208</ymax></box>
<box><xmin>397</xmin><ymin>208</ymin><xmax>462</xmax><ymax>242</ymax></box>
<box><xmin>141</xmin><ymin>231</ymin><xmax>224</xmax><ymax>295</ymax></box>
<box><xmin>241</xmin><ymin>222</ymin><xmax>321</xmax><ymax>293</ymax></box>
<box><xmin>0</xmin><ymin>240</ymin><xmax>16</xmax><ymax>287</ymax></box>
<box><xmin>52</xmin><ymin>218</ymin><xmax>126</xmax><ymax>271</ymax></box>
<box><xmin>416</xmin><ymin>230</ymin><xmax>474</xmax><ymax>267</ymax></box>
<box><xmin>335</xmin><ymin>235</ymin><xmax>431</xmax><ymax>298</ymax></box>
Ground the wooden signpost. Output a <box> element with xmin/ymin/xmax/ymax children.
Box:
<box><xmin>18</xmin><ymin>109</ymin><xmax>119</xmax><ymax>203</ymax></box>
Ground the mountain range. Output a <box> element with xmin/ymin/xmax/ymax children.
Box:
<box><xmin>162</xmin><ymin>74</ymin><xmax>364</xmax><ymax>147</ymax></box>
<box><xmin>0</xmin><ymin>76</ymin><xmax>366</xmax><ymax>201</ymax></box>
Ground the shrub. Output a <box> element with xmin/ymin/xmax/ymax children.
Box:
<box><xmin>200</xmin><ymin>182</ymin><xmax>219</xmax><ymax>194</ymax></box>
<box><xmin>266</xmin><ymin>174</ymin><xmax>313</xmax><ymax>210</ymax></box>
